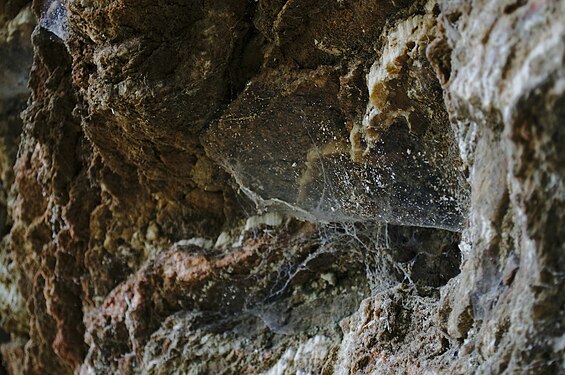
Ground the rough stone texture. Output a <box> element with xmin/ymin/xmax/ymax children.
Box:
<box><xmin>432</xmin><ymin>1</ymin><xmax>565</xmax><ymax>372</ymax></box>
<box><xmin>0</xmin><ymin>2</ymin><xmax>34</xmax><ymax>373</ymax></box>
<box><xmin>0</xmin><ymin>0</ymin><xmax>563</xmax><ymax>374</ymax></box>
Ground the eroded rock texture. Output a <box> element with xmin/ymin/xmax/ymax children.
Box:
<box><xmin>0</xmin><ymin>0</ymin><xmax>563</xmax><ymax>374</ymax></box>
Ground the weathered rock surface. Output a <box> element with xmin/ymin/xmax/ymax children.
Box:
<box><xmin>0</xmin><ymin>0</ymin><xmax>563</xmax><ymax>374</ymax></box>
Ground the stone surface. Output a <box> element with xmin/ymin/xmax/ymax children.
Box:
<box><xmin>0</xmin><ymin>0</ymin><xmax>563</xmax><ymax>374</ymax></box>
<box><xmin>0</xmin><ymin>2</ymin><xmax>34</xmax><ymax>371</ymax></box>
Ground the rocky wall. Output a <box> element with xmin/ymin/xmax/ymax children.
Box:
<box><xmin>0</xmin><ymin>0</ymin><xmax>563</xmax><ymax>374</ymax></box>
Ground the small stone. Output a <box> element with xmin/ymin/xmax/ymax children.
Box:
<box><xmin>146</xmin><ymin>223</ymin><xmax>159</xmax><ymax>241</ymax></box>
<box><xmin>321</xmin><ymin>272</ymin><xmax>337</xmax><ymax>286</ymax></box>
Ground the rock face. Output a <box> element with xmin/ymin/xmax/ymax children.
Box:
<box><xmin>0</xmin><ymin>0</ymin><xmax>563</xmax><ymax>374</ymax></box>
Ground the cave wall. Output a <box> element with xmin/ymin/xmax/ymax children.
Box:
<box><xmin>0</xmin><ymin>0</ymin><xmax>563</xmax><ymax>374</ymax></box>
